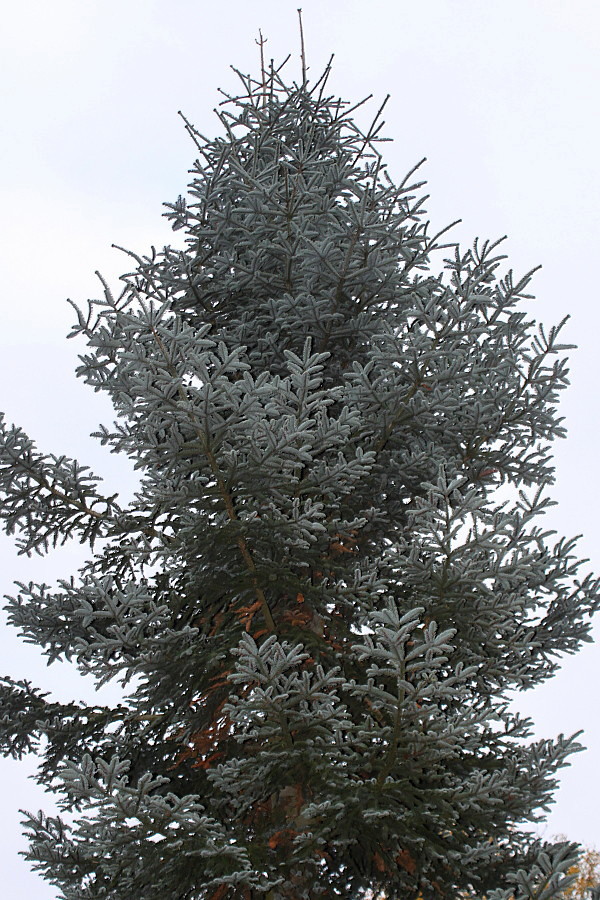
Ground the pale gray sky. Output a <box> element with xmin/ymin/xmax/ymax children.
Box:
<box><xmin>1</xmin><ymin>1</ymin><xmax>599</xmax><ymax>895</ymax></box>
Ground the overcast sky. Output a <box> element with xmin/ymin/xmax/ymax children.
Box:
<box><xmin>1</xmin><ymin>1</ymin><xmax>599</xmax><ymax>895</ymax></box>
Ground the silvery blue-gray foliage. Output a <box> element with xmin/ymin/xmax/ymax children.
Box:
<box><xmin>0</xmin><ymin>52</ymin><xmax>597</xmax><ymax>900</ymax></box>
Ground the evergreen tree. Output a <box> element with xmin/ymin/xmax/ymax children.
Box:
<box><xmin>1</xmin><ymin>43</ymin><xmax>598</xmax><ymax>900</ymax></box>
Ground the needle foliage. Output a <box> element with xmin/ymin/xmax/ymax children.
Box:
<box><xmin>1</xmin><ymin>44</ymin><xmax>598</xmax><ymax>900</ymax></box>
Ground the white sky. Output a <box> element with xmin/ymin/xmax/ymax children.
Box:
<box><xmin>0</xmin><ymin>1</ymin><xmax>599</xmax><ymax>895</ymax></box>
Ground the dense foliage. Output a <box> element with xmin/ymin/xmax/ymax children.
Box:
<box><xmin>1</xmin><ymin>52</ymin><xmax>598</xmax><ymax>900</ymax></box>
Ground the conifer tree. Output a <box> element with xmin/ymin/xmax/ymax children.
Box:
<box><xmin>1</xmin><ymin>36</ymin><xmax>598</xmax><ymax>900</ymax></box>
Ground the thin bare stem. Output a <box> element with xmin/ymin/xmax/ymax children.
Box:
<box><xmin>176</xmin><ymin>110</ymin><xmax>208</xmax><ymax>154</ymax></box>
<box><xmin>297</xmin><ymin>8</ymin><xmax>307</xmax><ymax>85</ymax></box>
<box><xmin>255</xmin><ymin>29</ymin><xmax>267</xmax><ymax>107</ymax></box>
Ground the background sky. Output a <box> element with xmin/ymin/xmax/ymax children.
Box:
<box><xmin>1</xmin><ymin>1</ymin><xmax>599</xmax><ymax>895</ymax></box>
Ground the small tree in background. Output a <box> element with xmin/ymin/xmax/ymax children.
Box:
<box><xmin>560</xmin><ymin>843</ymin><xmax>600</xmax><ymax>899</ymax></box>
<box><xmin>1</xmin><ymin>34</ymin><xmax>598</xmax><ymax>900</ymax></box>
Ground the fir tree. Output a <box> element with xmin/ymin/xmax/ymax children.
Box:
<box><xmin>1</xmin><ymin>37</ymin><xmax>598</xmax><ymax>900</ymax></box>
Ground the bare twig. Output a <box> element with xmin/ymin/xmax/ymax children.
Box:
<box><xmin>297</xmin><ymin>8</ymin><xmax>307</xmax><ymax>85</ymax></box>
<box><xmin>176</xmin><ymin>110</ymin><xmax>210</xmax><ymax>157</ymax></box>
<box><xmin>256</xmin><ymin>29</ymin><xmax>267</xmax><ymax>107</ymax></box>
